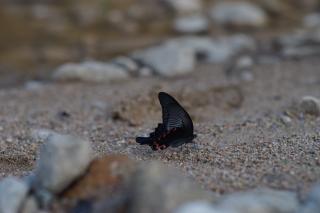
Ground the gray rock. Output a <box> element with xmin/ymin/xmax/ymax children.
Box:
<box><xmin>111</xmin><ymin>56</ymin><xmax>154</xmax><ymax>77</ymax></box>
<box><xmin>31</xmin><ymin>128</ymin><xmax>57</xmax><ymax>143</ymax></box>
<box><xmin>304</xmin><ymin>13</ymin><xmax>320</xmax><ymax>28</ymax></box>
<box><xmin>225</xmin><ymin>55</ymin><xmax>254</xmax><ymax>81</ymax></box>
<box><xmin>170</xmin><ymin>35</ymin><xmax>255</xmax><ymax>63</ymax></box>
<box><xmin>300</xmin><ymin>96</ymin><xmax>320</xmax><ymax>116</ymax></box>
<box><xmin>20</xmin><ymin>196</ymin><xmax>39</xmax><ymax>213</ymax></box>
<box><xmin>175</xmin><ymin>201</ymin><xmax>219</xmax><ymax>213</ymax></box>
<box><xmin>0</xmin><ymin>177</ymin><xmax>29</xmax><ymax>213</ymax></box>
<box><xmin>162</xmin><ymin>0</ymin><xmax>202</xmax><ymax>14</ymax></box>
<box><xmin>280</xmin><ymin>115</ymin><xmax>292</xmax><ymax>125</ymax></box>
<box><xmin>128</xmin><ymin>161</ymin><xmax>214</xmax><ymax>213</ymax></box>
<box><xmin>299</xmin><ymin>184</ymin><xmax>320</xmax><ymax>213</ymax></box>
<box><xmin>276</xmin><ymin>29</ymin><xmax>320</xmax><ymax>58</ymax></box>
<box><xmin>210</xmin><ymin>2</ymin><xmax>268</xmax><ymax>29</ymax></box>
<box><xmin>53</xmin><ymin>61</ymin><xmax>129</xmax><ymax>82</ymax></box>
<box><xmin>131</xmin><ymin>41</ymin><xmax>195</xmax><ymax>76</ymax></box>
<box><xmin>216</xmin><ymin>188</ymin><xmax>299</xmax><ymax>213</ymax></box>
<box><xmin>34</xmin><ymin>133</ymin><xmax>92</xmax><ymax>194</ymax></box>
<box><xmin>173</xmin><ymin>14</ymin><xmax>209</xmax><ymax>34</ymax></box>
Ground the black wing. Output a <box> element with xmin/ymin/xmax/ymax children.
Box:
<box><xmin>158</xmin><ymin>92</ymin><xmax>194</xmax><ymax>133</ymax></box>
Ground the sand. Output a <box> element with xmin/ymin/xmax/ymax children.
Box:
<box><xmin>0</xmin><ymin>57</ymin><xmax>320</xmax><ymax>198</ymax></box>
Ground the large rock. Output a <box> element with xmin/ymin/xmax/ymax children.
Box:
<box><xmin>170</xmin><ymin>35</ymin><xmax>255</xmax><ymax>63</ymax></box>
<box><xmin>128</xmin><ymin>161</ymin><xmax>214</xmax><ymax>213</ymax></box>
<box><xmin>34</xmin><ymin>133</ymin><xmax>92</xmax><ymax>194</ymax></box>
<box><xmin>53</xmin><ymin>61</ymin><xmax>129</xmax><ymax>82</ymax></box>
<box><xmin>299</xmin><ymin>184</ymin><xmax>320</xmax><ymax>213</ymax></box>
<box><xmin>210</xmin><ymin>2</ymin><xmax>268</xmax><ymax>29</ymax></box>
<box><xmin>131</xmin><ymin>41</ymin><xmax>195</xmax><ymax>76</ymax></box>
<box><xmin>0</xmin><ymin>177</ymin><xmax>29</xmax><ymax>213</ymax></box>
<box><xmin>173</xmin><ymin>14</ymin><xmax>209</xmax><ymax>34</ymax></box>
<box><xmin>163</xmin><ymin>0</ymin><xmax>202</xmax><ymax>14</ymax></box>
<box><xmin>216</xmin><ymin>188</ymin><xmax>299</xmax><ymax>213</ymax></box>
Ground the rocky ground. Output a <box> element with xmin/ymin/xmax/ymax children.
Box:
<box><xmin>1</xmin><ymin>0</ymin><xmax>320</xmax><ymax>212</ymax></box>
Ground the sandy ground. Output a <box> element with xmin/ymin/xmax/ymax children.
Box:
<box><xmin>0</xmin><ymin>57</ymin><xmax>320</xmax><ymax>198</ymax></box>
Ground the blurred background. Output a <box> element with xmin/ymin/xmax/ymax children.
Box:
<box><xmin>0</xmin><ymin>0</ymin><xmax>319</xmax><ymax>87</ymax></box>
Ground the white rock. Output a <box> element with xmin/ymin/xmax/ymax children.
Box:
<box><xmin>172</xmin><ymin>35</ymin><xmax>255</xmax><ymax>63</ymax></box>
<box><xmin>173</xmin><ymin>14</ymin><xmax>209</xmax><ymax>34</ymax></box>
<box><xmin>304</xmin><ymin>13</ymin><xmax>320</xmax><ymax>28</ymax></box>
<box><xmin>31</xmin><ymin>129</ymin><xmax>57</xmax><ymax>143</ymax></box>
<box><xmin>34</xmin><ymin>134</ymin><xmax>91</xmax><ymax>193</ymax></box>
<box><xmin>216</xmin><ymin>188</ymin><xmax>299</xmax><ymax>213</ymax></box>
<box><xmin>53</xmin><ymin>61</ymin><xmax>129</xmax><ymax>82</ymax></box>
<box><xmin>20</xmin><ymin>196</ymin><xmax>39</xmax><ymax>213</ymax></box>
<box><xmin>175</xmin><ymin>201</ymin><xmax>220</xmax><ymax>213</ymax></box>
<box><xmin>132</xmin><ymin>41</ymin><xmax>195</xmax><ymax>76</ymax></box>
<box><xmin>299</xmin><ymin>184</ymin><xmax>320</xmax><ymax>213</ymax></box>
<box><xmin>0</xmin><ymin>177</ymin><xmax>29</xmax><ymax>213</ymax></box>
<box><xmin>210</xmin><ymin>2</ymin><xmax>267</xmax><ymax>28</ymax></box>
<box><xmin>163</xmin><ymin>0</ymin><xmax>202</xmax><ymax>14</ymax></box>
<box><xmin>300</xmin><ymin>96</ymin><xmax>320</xmax><ymax>116</ymax></box>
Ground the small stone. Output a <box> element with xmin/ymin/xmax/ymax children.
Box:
<box><xmin>175</xmin><ymin>201</ymin><xmax>218</xmax><ymax>213</ymax></box>
<box><xmin>225</xmin><ymin>55</ymin><xmax>254</xmax><ymax>81</ymax></box>
<box><xmin>280</xmin><ymin>115</ymin><xmax>292</xmax><ymax>125</ymax></box>
<box><xmin>128</xmin><ymin>161</ymin><xmax>214</xmax><ymax>213</ymax></box>
<box><xmin>0</xmin><ymin>177</ymin><xmax>29</xmax><ymax>213</ymax></box>
<box><xmin>173</xmin><ymin>14</ymin><xmax>209</xmax><ymax>34</ymax></box>
<box><xmin>304</xmin><ymin>13</ymin><xmax>320</xmax><ymax>28</ymax></box>
<box><xmin>299</xmin><ymin>184</ymin><xmax>320</xmax><ymax>213</ymax></box>
<box><xmin>20</xmin><ymin>196</ymin><xmax>39</xmax><ymax>213</ymax></box>
<box><xmin>210</xmin><ymin>2</ymin><xmax>268</xmax><ymax>29</ymax></box>
<box><xmin>31</xmin><ymin>129</ymin><xmax>57</xmax><ymax>143</ymax></box>
<box><xmin>34</xmin><ymin>133</ymin><xmax>92</xmax><ymax>194</ymax></box>
<box><xmin>300</xmin><ymin>96</ymin><xmax>320</xmax><ymax>116</ymax></box>
<box><xmin>216</xmin><ymin>188</ymin><xmax>299</xmax><ymax>213</ymax></box>
<box><xmin>131</xmin><ymin>41</ymin><xmax>195</xmax><ymax>76</ymax></box>
<box><xmin>24</xmin><ymin>81</ymin><xmax>44</xmax><ymax>91</ymax></box>
<box><xmin>53</xmin><ymin>61</ymin><xmax>129</xmax><ymax>82</ymax></box>
<box><xmin>170</xmin><ymin>35</ymin><xmax>255</xmax><ymax>63</ymax></box>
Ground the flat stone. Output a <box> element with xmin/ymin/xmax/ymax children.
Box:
<box><xmin>0</xmin><ymin>177</ymin><xmax>29</xmax><ymax>213</ymax></box>
<box><xmin>53</xmin><ymin>61</ymin><xmax>129</xmax><ymax>82</ymax></box>
<box><xmin>34</xmin><ymin>133</ymin><xmax>92</xmax><ymax>194</ymax></box>
<box><xmin>210</xmin><ymin>2</ymin><xmax>268</xmax><ymax>29</ymax></box>
<box><xmin>173</xmin><ymin>14</ymin><xmax>209</xmax><ymax>34</ymax></box>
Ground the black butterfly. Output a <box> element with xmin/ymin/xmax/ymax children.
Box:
<box><xmin>136</xmin><ymin>92</ymin><xmax>196</xmax><ymax>151</ymax></box>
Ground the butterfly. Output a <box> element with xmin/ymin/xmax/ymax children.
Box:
<box><xmin>136</xmin><ymin>92</ymin><xmax>196</xmax><ymax>151</ymax></box>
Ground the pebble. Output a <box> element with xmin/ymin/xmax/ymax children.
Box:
<box><xmin>280</xmin><ymin>115</ymin><xmax>292</xmax><ymax>125</ymax></box>
<box><xmin>299</xmin><ymin>184</ymin><xmax>320</xmax><ymax>213</ymax></box>
<box><xmin>31</xmin><ymin>128</ymin><xmax>58</xmax><ymax>143</ymax></box>
<box><xmin>304</xmin><ymin>13</ymin><xmax>320</xmax><ymax>28</ymax></box>
<box><xmin>34</xmin><ymin>133</ymin><xmax>92</xmax><ymax>194</ymax></box>
<box><xmin>0</xmin><ymin>177</ymin><xmax>29</xmax><ymax>213</ymax></box>
<box><xmin>131</xmin><ymin>41</ymin><xmax>195</xmax><ymax>76</ymax></box>
<box><xmin>300</xmin><ymin>96</ymin><xmax>320</xmax><ymax>116</ymax></box>
<box><xmin>170</xmin><ymin>35</ymin><xmax>255</xmax><ymax>63</ymax></box>
<box><xmin>210</xmin><ymin>2</ymin><xmax>268</xmax><ymax>29</ymax></box>
<box><xmin>216</xmin><ymin>188</ymin><xmax>299</xmax><ymax>213</ymax></box>
<box><xmin>173</xmin><ymin>14</ymin><xmax>209</xmax><ymax>34</ymax></box>
<box><xmin>175</xmin><ymin>201</ymin><xmax>218</xmax><ymax>213</ymax></box>
<box><xmin>53</xmin><ymin>61</ymin><xmax>129</xmax><ymax>82</ymax></box>
<box><xmin>128</xmin><ymin>161</ymin><xmax>214</xmax><ymax>213</ymax></box>
<box><xmin>20</xmin><ymin>196</ymin><xmax>39</xmax><ymax>213</ymax></box>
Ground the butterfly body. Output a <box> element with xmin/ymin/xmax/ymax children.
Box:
<box><xmin>136</xmin><ymin>92</ymin><xmax>196</xmax><ymax>150</ymax></box>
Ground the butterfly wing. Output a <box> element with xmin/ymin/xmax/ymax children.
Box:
<box><xmin>158</xmin><ymin>92</ymin><xmax>194</xmax><ymax>134</ymax></box>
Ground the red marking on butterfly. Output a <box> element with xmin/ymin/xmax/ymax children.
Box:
<box><xmin>136</xmin><ymin>92</ymin><xmax>196</xmax><ymax>151</ymax></box>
